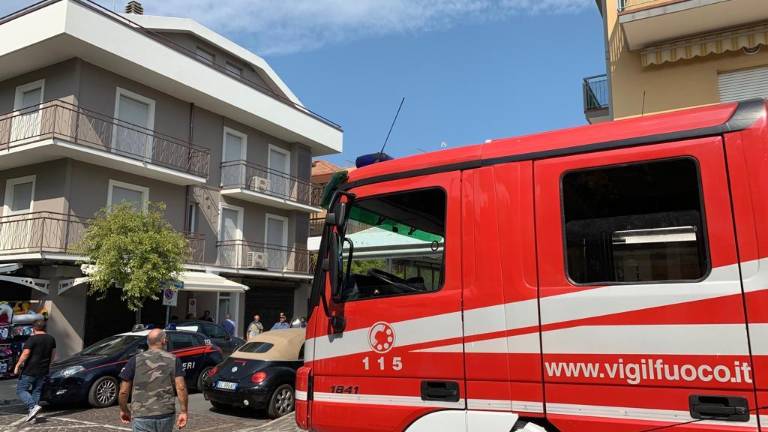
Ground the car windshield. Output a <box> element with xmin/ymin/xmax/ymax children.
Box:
<box><xmin>80</xmin><ymin>335</ymin><xmax>143</xmax><ymax>356</ymax></box>
<box><xmin>238</xmin><ymin>342</ymin><xmax>274</xmax><ymax>353</ymax></box>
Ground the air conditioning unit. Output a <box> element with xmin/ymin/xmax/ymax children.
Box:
<box><xmin>246</xmin><ymin>251</ymin><xmax>266</xmax><ymax>269</ymax></box>
<box><xmin>250</xmin><ymin>176</ymin><xmax>270</xmax><ymax>192</ymax></box>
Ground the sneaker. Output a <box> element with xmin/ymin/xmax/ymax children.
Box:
<box><xmin>25</xmin><ymin>405</ymin><xmax>42</xmax><ymax>422</ymax></box>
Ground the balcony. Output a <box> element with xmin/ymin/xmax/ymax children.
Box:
<box><xmin>619</xmin><ymin>0</ymin><xmax>768</xmax><ymax>50</ymax></box>
<box><xmin>0</xmin><ymin>101</ymin><xmax>210</xmax><ymax>185</ymax></box>
<box><xmin>216</xmin><ymin>240</ymin><xmax>311</xmax><ymax>275</ymax></box>
<box><xmin>583</xmin><ymin>75</ymin><xmax>610</xmax><ymax>124</ymax></box>
<box><xmin>220</xmin><ymin>160</ymin><xmax>321</xmax><ymax>212</ymax></box>
<box><xmin>0</xmin><ymin>211</ymin><xmax>206</xmax><ymax>264</ymax></box>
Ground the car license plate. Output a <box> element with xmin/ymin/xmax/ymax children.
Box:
<box><xmin>216</xmin><ymin>381</ymin><xmax>238</xmax><ymax>390</ymax></box>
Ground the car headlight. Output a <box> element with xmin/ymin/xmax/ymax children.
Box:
<box><xmin>52</xmin><ymin>366</ymin><xmax>84</xmax><ymax>378</ymax></box>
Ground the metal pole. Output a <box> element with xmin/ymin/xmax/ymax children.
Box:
<box><xmin>165</xmin><ymin>305</ymin><xmax>170</xmax><ymax>327</ymax></box>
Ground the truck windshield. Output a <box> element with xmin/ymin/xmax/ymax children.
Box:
<box><xmin>339</xmin><ymin>188</ymin><xmax>446</xmax><ymax>301</ymax></box>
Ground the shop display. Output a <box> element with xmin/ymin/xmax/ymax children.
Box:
<box><xmin>0</xmin><ymin>301</ymin><xmax>48</xmax><ymax>379</ymax></box>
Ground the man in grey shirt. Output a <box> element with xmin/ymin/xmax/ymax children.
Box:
<box><xmin>118</xmin><ymin>329</ymin><xmax>188</xmax><ymax>431</ymax></box>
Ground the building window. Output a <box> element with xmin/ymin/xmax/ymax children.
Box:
<box><xmin>113</xmin><ymin>88</ymin><xmax>155</xmax><ymax>158</ymax></box>
<box><xmin>14</xmin><ymin>80</ymin><xmax>44</xmax><ymax>111</ymax></box>
<box><xmin>187</xmin><ymin>203</ymin><xmax>198</xmax><ymax>232</ymax></box>
<box><xmin>222</xmin><ymin>127</ymin><xmax>247</xmax><ymax>162</ymax></box>
<box><xmin>3</xmin><ymin>175</ymin><xmax>36</xmax><ymax>215</ymax></box>
<box><xmin>12</xmin><ymin>80</ymin><xmax>45</xmax><ymax>141</ymax></box>
<box><xmin>196</xmin><ymin>46</ymin><xmax>215</xmax><ymax>64</ymax></box>
<box><xmin>225</xmin><ymin>61</ymin><xmax>243</xmax><ymax>77</ymax></box>
<box><xmin>562</xmin><ymin>158</ymin><xmax>708</xmax><ymax>284</ymax></box>
<box><xmin>107</xmin><ymin>180</ymin><xmax>149</xmax><ymax>211</ymax></box>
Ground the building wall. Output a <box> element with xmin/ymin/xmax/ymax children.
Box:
<box><xmin>0</xmin><ymin>160</ymin><xmax>69</xmax><ymax>216</ymax></box>
<box><xmin>67</xmin><ymin>160</ymin><xmax>187</xmax><ymax>229</ymax></box>
<box><xmin>0</xmin><ymin>59</ymin><xmax>79</xmax><ymax>112</ymax></box>
<box><xmin>605</xmin><ymin>0</ymin><xmax>768</xmax><ymax>118</ymax></box>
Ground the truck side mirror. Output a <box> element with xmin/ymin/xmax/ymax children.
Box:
<box><xmin>325</xmin><ymin>202</ymin><xmax>347</xmax><ymax>228</ymax></box>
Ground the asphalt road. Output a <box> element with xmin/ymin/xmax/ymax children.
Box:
<box><xmin>0</xmin><ymin>378</ymin><xmax>301</xmax><ymax>432</ymax></box>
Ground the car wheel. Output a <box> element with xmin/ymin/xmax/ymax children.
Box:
<box><xmin>88</xmin><ymin>376</ymin><xmax>119</xmax><ymax>408</ymax></box>
<box><xmin>267</xmin><ymin>384</ymin><xmax>294</xmax><ymax>419</ymax></box>
<box><xmin>197</xmin><ymin>367</ymin><xmax>214</xmax><ymax>392</ymax></box>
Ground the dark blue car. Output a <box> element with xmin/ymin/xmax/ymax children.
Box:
<box><xmin>43</xmin><ymin>329</ymin><xmax>223</xmax><ymax>408</ymax></box>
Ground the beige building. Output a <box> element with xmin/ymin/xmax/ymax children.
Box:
<box><xmin>585</xmin><ymin>0</ymin><xmax>768</xmax><ymax>123</ymax></box>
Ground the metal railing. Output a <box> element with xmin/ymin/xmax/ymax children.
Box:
<box><xmin>0</xmin><ymin>211</ymin><xmax>206</xmax><ymax>263</ymax></box>
<box><xmin>583</xmin><ymin>74</ymin><xmax>610</xmax><ymax>112</ymax></box>
<box><xmin>221</xmin><ymin>160</ymin><xmax>320</xmax><ymax>208</ymax></box>
<box><xmin>0</xmin><ymin>101</ymin><xmax>210</xmax><ymax>178</ymax></box>
<box><xmin>216</xmin><ymin>240</ymin><xmax>311</xmax><ymax>274</ymax></box>
<box><xmin>309</xmin><ymin>217</ymin><xmax>369</xmax><ymax>237</ymax></box>
<box><xmin>0</xmin><ymin>0</ymin><xmax>342</xmax><ymax>132</ymax></box>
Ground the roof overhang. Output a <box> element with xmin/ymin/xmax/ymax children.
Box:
<box><xmin>620</xmin><ymin>0</ymin><xmax>768</xmax><ymax>50</ymax></box>
<box><xmin>0</xmin><ymin>0</ymin><xmax>342</xmax><ymax>156</ymax></box>
<box><xmin>177</xmin><ymin>271</ymin><xmax>249</xmax><ymax>293</ymax></box>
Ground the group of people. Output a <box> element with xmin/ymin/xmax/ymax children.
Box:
<box><xmin>14</xmin><ymin>320</ymin><xmax>189</xmax><ymax>431</ymax></box>
<box><xmin>245</xmin><ymin>312</ymin><xmax>305</xmax><ymax>340</ymax></box>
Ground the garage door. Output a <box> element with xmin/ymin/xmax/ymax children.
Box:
<box><xmin>719</xmin><ymin>66</ymin><xmax>768</xmax><ymax>102</ymax></box>
<box><xmin>243</xmin><ymin>283</ymin><xmax>295</xmax><ymax>332</ymax></box>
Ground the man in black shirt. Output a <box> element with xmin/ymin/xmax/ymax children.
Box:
<box><xmin>14</xmin><ymin>320</ymin><xmax>55</xmax><ymax>422</ymax></box>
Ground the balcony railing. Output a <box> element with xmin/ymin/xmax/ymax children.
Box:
<box><xmin>216</xmin><ymin>240</ymin><xmax>311</xmax><ymax>274</ymax></box>
<box><xmin>0</xmin><ymin>101</ymin><xmax>211</xmax><ymax>178</ymax></box>
<box><xmin>221</xmin><ymin>160</ymin><xmax>320</xmax><ymax>208</ymax></box>
<box><xmin>618</xmin><ymin>0</ymin><xmax>670</xmax><ymax>12</ymax></box>
<box><xmin>583</xmin><ymin>74</ymin><xmax>610</xmax><ymax>112</ymax></box>
<box><xmin>0</xmin><ymin>211</ymin><xmax>206</xmax><ymax>263</ymax></box>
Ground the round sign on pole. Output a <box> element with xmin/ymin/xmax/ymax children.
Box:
<box><xmin>162</xmin><ymin>286</ymin><xmax>178</xmax><ymax>307</ymax></box>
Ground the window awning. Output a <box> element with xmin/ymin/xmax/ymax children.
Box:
<box><xmin>177</xmin><ymin>271</ymin><xmax>249</xmax><ymax>293</ymax></box>
<box><xmin>641</xmin><ymin>22</ymin><xmax>768</xmax><ymax>67</ymax></box>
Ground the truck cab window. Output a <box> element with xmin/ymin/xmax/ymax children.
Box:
<box><xmin>562</xmin><ymin>158</ymin><xmax>708</xmax><ymax>284</ymax></box>
<box><xmin>340</xmin><ymin>188</ymin><xmax>446</xmax><ymax>301</ymax></box>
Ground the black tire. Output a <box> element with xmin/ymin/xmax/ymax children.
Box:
<box><xmin>267</xmin><ymin>384</ymin><xmax>294</xmax><ymax>419</ymax></box>
<box><xmin>88</xmin><ymin>376</ymin><xmax>119</xmax><ymax>408</ymax></box>
<box><xmin>196</xmin><ymin>367</ymin><xmax>214</xmax><ymax>392</ymax></box>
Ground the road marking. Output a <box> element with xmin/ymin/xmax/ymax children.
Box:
<box><xmin>54</xmin><ymin>417</ymin><xmax>131</xmax><ymax>430</ymax></box>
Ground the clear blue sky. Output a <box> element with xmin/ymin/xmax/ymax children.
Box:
<box><xmin>1</xmin><ymin>1</ymin><xmax>606</xmax><ymax>166</ymax></box>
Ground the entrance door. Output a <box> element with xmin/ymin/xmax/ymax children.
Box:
<box><xmin>265</xmin><ymin>214</ymin><xmax>288</xmax><ymax>271</ymax></box>
<box><xmin>218</xmin><ymin>204</ymin><xmax>243</xmax><ymax>267</ymax></box>
<box><xmin>268</xmin><ymin>145</ymin><xmax>290</xmax><ymax>199</ymax></box>
<box><xmin>221</xmin><ymin>128</ymin><xmax>247</xmax><ymax>187</ymax></box>
<box><xmin>113</xmin><ymin>89</ymin><xmax>154</xmax><ymax>159</ymax></box>
<box><xmin>534</xmin><ymin>137</ymin><xmax>756</xmax><ymax>431</ymax></box>
<box><xmin>11</xmin><ymin>80</ymin><xmax>44</xmax><ymax>142</ymax></box>
<box><xmin>308</xmin><ymin>171</ymin><xmax>464</xmax><ymax>432</ymax></box>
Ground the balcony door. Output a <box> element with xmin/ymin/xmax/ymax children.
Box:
<box><xmin>11</xmin><ymin>80</ymin><xmax>44</xmax><ymax>143</ymax></box>
<box><xmin>221</xmin><ymin>127</ymin><xmax>247</xmax><ymax>188</ymax></box>
<box><xmin>218</xmin><ymin>203</ymin><xmax>243</xmax><ymax>267</ymax></box>
<box><xmin>1</xmin><ymin>175</ymin><xmax>36</xmax><ymax>251</ymax></box>
<box><xmin>265</xmin><ymin>214</ymin><xmax>288</xmax><ymax>271</ymax></box>
<box><xmin>113</xmin><ymin>88</ymin><xmax>155</xmax><ymax>160</ymax></box>
<box><xmin>268</xmin><ymin>145</ymin><xmax>290</xmax><ymax>199</ymax></box>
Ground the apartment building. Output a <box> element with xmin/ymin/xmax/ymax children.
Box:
<box><xmin>584</xmin><ymin>0</ymin><xmax>768</xmax><ymax>123</ymax></box>
<box><xmin>0</xmin><ymin>0</ymin><xmax>342</xmax><ymax>357</ymax></box>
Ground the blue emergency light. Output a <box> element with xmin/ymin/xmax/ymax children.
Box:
<box><xmin>355</xmin><ymin>152</ymin><xmax>393</xmax><ymax>168</ymax></box>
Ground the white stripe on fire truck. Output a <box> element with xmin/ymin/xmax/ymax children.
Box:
<box><xmin>307</xmin><ymin>259</ymin><xmax>768</xmax><ymax>361</ymax></box>
<box><xmin>466</xmin><ymin>399</ymin><xmax>544</xmax><ymax>413</ymax></box>
<box><xmin>417</xmin><ymin>323</ymin><xmax>768</xmax><ymax>355</ymax></box>
<box><xmin>295</xmin><ymin>390</ymin><xmax>308</xmax><ymax>401</ymax></box>
<box><xmin>312</xmin><ymin>392</ymin><xmax>465</xmax><ymax>409</ymax></box>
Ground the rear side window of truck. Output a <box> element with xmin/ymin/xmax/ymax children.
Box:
<box><xmin>562</xmin><ymin>157</ymin><xmax>709</xmax><ymax>284</ymax></box>
<box><xmin>339</xmin><ymin>188</ymin><xmax>446</xmax><ymax>301</ymax></box>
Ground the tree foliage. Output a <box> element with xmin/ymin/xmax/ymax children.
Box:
<box><xmin>77</xmin><ymin>202</ymin><xmax>188</xmax><ymax>311</ymax></box>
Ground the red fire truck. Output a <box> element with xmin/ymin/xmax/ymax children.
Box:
<box><xmin>297</xmin><ymin>99</ymin><xmax>768</xmax><ymax>432</ymax></box>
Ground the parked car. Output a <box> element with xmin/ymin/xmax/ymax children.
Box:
<box><xmin>173</xmin><ymin>320</ymin><xmax>245</xmax><ymax>355</ymax></box>
<box><xmin>203</xmin><ymin>328</ymin><xmax>305</xmax><ymax>418</ymax></box>
<box><xmin>43</xmin><ymin>329</ymin><xmax>223</xmax><ymax>408</ymax></box>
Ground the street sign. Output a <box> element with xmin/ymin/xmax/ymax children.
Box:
<box><xmin>161</xmin><ymin>280</ymin><xmax>184</xmax><ymax>307</ymax></box>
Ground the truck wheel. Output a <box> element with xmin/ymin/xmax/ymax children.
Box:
<box><xmin>267</xmin><ymin>384</ymin><xmax>294</xmax><ymax>418</ymax></box>
<box><xmin>88</xmin><ymin>376</ymin><xmax>118</xmax><ymax>408</ymax></box>
<box><xmin>197</xmin><ymin>367</ymin><xmax>213</xmax><ymax>392</ymax></box>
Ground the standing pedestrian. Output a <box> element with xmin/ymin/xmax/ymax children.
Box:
<box><xmin>118</xmin><ymin>329</ymin><xmax>188</xmax><ymax>432</ymax></box>
<box><xmin>246</xmin><ymin>314</ymin><xmax>263</xmax><ymax>341</ymax></box>
<box><xmin>271</xmin><ymin>312</ymin><xmax>291</xmax><ymax>330</ymax></box>
<box><xmin>221</xmin><ymin>313</ymin><xmax>236</xmax><ymax>337</ymax></box>
<box><xmin>14</xmin><ymin>320</ymin><xmax>55</xmax><ymax>423</ymax></box>
<box><xmin>199</xmin><ymin>310</ymin><xmax>213</xmax><ymax>322</ymax></box>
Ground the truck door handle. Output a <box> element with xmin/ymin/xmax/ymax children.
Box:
<box><xmin>689</xmin><ymin>395</ymin><xmax>749</xmax><ymax>422</ymax></box>
<box><xmin>420</xmin><ymin>381</ymin><xmax>459</xmax><ymax>402</ymax></box>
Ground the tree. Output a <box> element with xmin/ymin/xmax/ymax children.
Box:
<box><xmin>77</xmin><ymin>202</ymin><xmax>188</xmax><ymax>311</ymax></box>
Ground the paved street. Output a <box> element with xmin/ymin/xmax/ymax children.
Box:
<box><xmin>0</xmin><ymin>379</ymin><xmax>301</xmax><ymax>432</ymax></box>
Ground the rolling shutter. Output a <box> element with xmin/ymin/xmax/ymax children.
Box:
<box><xmin>719</xmin><ymin>66</ymin><xmax>768</xmax><ymax>102</ymax></box>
